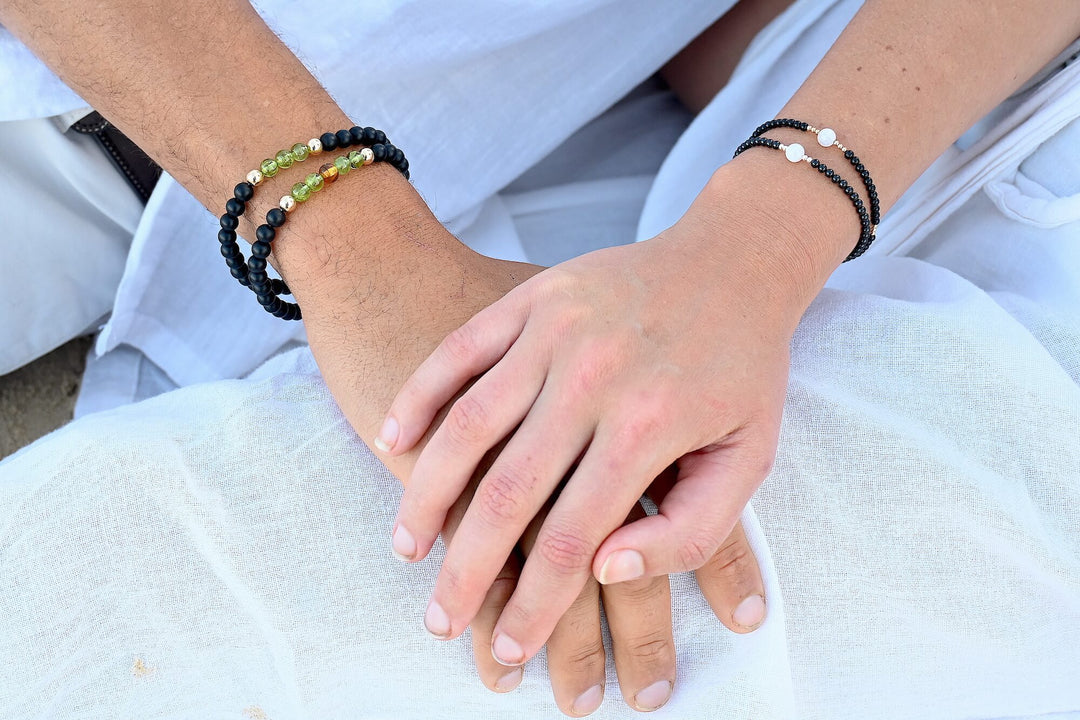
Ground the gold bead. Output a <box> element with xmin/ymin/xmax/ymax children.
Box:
<box><xmin>360</xmin><ymin>147</ymin><xmax>375</xmax><ymax>165</ymax></box>
<box><xmin>246</xmin><ymin>169</ymin><xmax>264</xmax><ymax>186</ymax></box>
<box><xmin>279</xmin><ymin>195</ymin><xmax>297</xmax><ymax>213</ymax></box>
<box><xmin>319</xmin><ymin>162</ymin><xmax>339</xmax><ymax>183</ymax></box>
<box><xmin>307</xmin><ymin>138</ymin><xmax>323</xmax><ymax>155</ymax></box>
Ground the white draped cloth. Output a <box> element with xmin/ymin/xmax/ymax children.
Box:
<box><xmin>2</xmin><ymin>0</ymin><xmax>1080</xmax><ymax>718</ymax></box>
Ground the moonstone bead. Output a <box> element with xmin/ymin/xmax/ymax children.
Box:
<box><xmin>817</xmin><ymin>128</ymin><xmax>837</xmax><ymax>147</ymax></box>
<box><xmin>291</xmin><ymin>143</ymin><xmax>310</xmax><ymax>162</ymax></box>
<box><xmin>785</xmin><ymin>143</ymin><xmax>805</xmax><ymax>163</ymax></box>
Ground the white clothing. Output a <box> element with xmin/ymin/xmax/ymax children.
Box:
<box><xmin>1</xmin><ymin>0</ymin><xmax>1079</xmax><ymax>718</ymax></box>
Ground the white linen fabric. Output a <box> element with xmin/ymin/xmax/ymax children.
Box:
<box><xmin>1</xmin><ymin>0</ymin><xmax>1080</xmax><ymax>718</ymax></box>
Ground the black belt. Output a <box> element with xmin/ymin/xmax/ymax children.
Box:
<box><xmin>70</xmin><ymin>111</ymin><xmax>162</xmax><ymax>204</ymax></box>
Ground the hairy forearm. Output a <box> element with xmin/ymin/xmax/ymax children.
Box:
<box><xmin>698</xmin><ymin>0</ymin><xmax>1080</xmax><ymax>304</ymax></box>
<box><xmin>0</xmin><ymin>0</ymin><xmax>460</xmax><ymax>303</ymax></box>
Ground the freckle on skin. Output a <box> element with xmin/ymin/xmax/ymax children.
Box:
<box><xmin>856</xmin><ymin>66</ymin><xmax>862</xmax><ymax>71</ymax></box>
<box><xmin>884</xmin><ymin>117</ymin><xmax>890</xmax><ymax>124</ymax></box>
<box><xmin>916</xmin><ymin>86</ymin><xmax>921</xmax><ymax>92</ymax></box>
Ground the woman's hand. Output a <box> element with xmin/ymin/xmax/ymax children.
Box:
<box><xmin>380</xmin><ymin>166</ymin><xmax>822</xmax><ymax>666</ymax></box>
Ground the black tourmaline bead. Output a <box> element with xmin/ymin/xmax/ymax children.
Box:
<box><xmin>284</xmin><ymin>304</ymin><xmax>301</xmax><ymax>321</ymax></box>
<box><xmin>225</xmin><ymin>197</ymin><xmax>245</xmax><ymax>216</ymax></box>
<box><xmin>266</xmin><ymin>208</ymin><xmax>287</xmax><ymax>228</ymax></box>
<box><xmin>838</xmin><ymin>179</ymin><xmax>849</xmax><ymax>189</ymax></box>
<box><xmin>218</xmin><ymin>229</ymin><xmax>237</xmax><ymax>244</ymax></box>
<box><xmin>391</xmin><ymin>148</ymin><xmax>404</xmax><ymax>165</ymax></box>
<box><xmin>844</xmin><ymin>150</ymin><xmax>854</xmax><ymax>159</ymax></box>
<box><xmin>257</xmin><ymin>293</ymin><xmax>276</xmax><ymax>307</ymax></box>
<box><xmin>248</xmin><ymin>270</ymin><xmax>268</xmax><ymax>284</ymax></box>
<box><xmin>371</xmin><ymin>144</ymin><xmax>387</xmax><ymax>161</ymax></box>
<box><xmin>220</xmin><ymin>243</ymin><xmax>240</xmax><ymax>259</ymax></box>
<box><xmin>220</xmin><ymin>213</ymin><xmax>239</xmax><ymax>230</ymax></box>
<box><xmin>320</xmin><ymin>132</ymin><xmax>338</xmax><ymax>151</ymax></box>
<box><xmin>251</xmin><ymin>240</ymin><xmax>272</xmax><ymax>258</ymax></box>
<box><xmin>399</xmin><ymin>158</ymin><xmax>409</xmax><ymax>172</ymax></box>
<box><xmin>247</xmin><ymin>256</ymin><xmax>267</xmax><ymax>272</ymax></box>
<box><xmin>238</xmin><ymin>275</ymin><xmax>251</xmax><ymax>287</ymax></box>
<box><xmin>230</xmin><ymin>266</ymin><xmax>248</xmax><ymax>280</ymax></box>
<box><xmin>234</xmin><ymin>182</ymin><xmax>255</xmax><ymax>202</ymax></box>
<box><xmin>403</xmin><ymin>169</ymin><xmax>410</xmax><ymax>180</ymax></box>
<box><xmin>255</xmin><ymin>224</ymin><xmax>276</xmax><ymax>243</ymax></box>
<box><xmin>373</xmin><ymin>129</ymin><xmax>388</xmax><ymax>145</ymax></box>
<box><xmin>362</xmin><ymin>127</ymin><xmax>377</xmax><ymax>144</ymax></box>
<box><xmin>831</xmin><ymin>175</ymin><xmax>841</xmax><ymax>184</ymax></box>
<box><xmin>225</xmin><ymin>255</ymin><xmax>246</xmax><ymax>270</ymax></box>
<box><xmin>335</xmin><ymin>129</ymin><xmax>352</xmax><ymax>148</ymax></box>
<box><xmin>270</xmin><ymin>279</ymin><xmax>289</xmax><ymax>295</ymax></box>
<box><xmin>273</xmin><ymin>303</ymin><xmax>290</xmax><ymax>319</ymax></box>
<box><xmin>350</xmin><ymin>126</ymin><xmax>365</xmax><ymax>144</ymax></box>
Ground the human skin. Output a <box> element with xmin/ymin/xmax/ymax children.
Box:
<box><xmin>383</xmin><ymin>0</ymin><xmax>1080</xmax><ymax>669</ymax></box>
<box><xmin>0</xmin><ymin>0</ymin><xmax>773</xmax><ymax>714</ymax></box>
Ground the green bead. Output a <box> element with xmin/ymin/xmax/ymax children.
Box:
<box><xmin>304</xmin><ymin>172</ymin><xmax>324</xmax><ymax>192</ymax></box>
<box><xmin>260</xmin><ymin>158</ymin><xmax>279</xmax><ymax>177</ymax></box>
<box><xmin>275</xmin><ymin>149</ymin><xmax>295</xmax><ymax>169</ymax></box>
<box><xmin>334</xmin><ymin>156</ymin><xmax>351</xmax><ymax>175</ymax></box>
<box><xmin>291</xmin><ymin>143</ymin><xmax>309</xmax><ymax>163</ymax></box>
<box><xmin>348</xmin><ymin>150</ymin><xmax>364</xmax><ymax>169</ymax></box>
<box><xmin>291</xmin><ymin>182</ymin><xmax>311</xmax><ymax>202</ymax></box>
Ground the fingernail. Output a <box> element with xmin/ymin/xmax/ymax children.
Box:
<box><xmin>633</xmin><ymin>680</ymin><xmax>672</xmax><ymax>712</ymax></box>
<box><xmin>374</xmin><ymin>416</ymin><xmax>399</xmax><ymax>453</ymax></box>
<box><xmin>733</xmin><ymin>594</ymin><xmax>767</xmax><ymax>630</ymax></box>
<box><xmin>424</xmin><ymin>600</ymin><xmax>451</xmax><ymax>638</ymax></box>
<box><xmin>571</xmin><ymin>684</ymin><xmax>604</xmax><ymax>716</ymax></box>
<box><xmin>391</xmin><ymin>524</ymin><xmax>416</xmax><ymax>561</ymax></box>
<box><xmin>596</xmin><ymin>549</ymin><xmax>645</xmax><ymax>585</ymax></box>
<box><xmin>491</xmin><ymin>632</ymin><xmax>525</xmax><ymax>666</ymax></box>
<box><xmin>494</xmin><ymin>667</ymin><xmax>523</xmax><ymax>693</ymax></box>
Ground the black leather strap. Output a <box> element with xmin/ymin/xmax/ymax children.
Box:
<box><xmin>71</xmin><ymin>111</ymin><xmax>162</xmax><ymax>204</ymax></box>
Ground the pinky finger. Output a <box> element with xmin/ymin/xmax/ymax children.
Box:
<box><xmin>377</xmin><ymin>292</ymin><xmax>531</xmax><ymax>455</ymax></box>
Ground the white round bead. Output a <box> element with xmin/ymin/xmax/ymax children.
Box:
<box><xmin>817</xmin><ymin>128</ymin><xmax>837</xmax><ymax>147</ymax></box>
<box><xmin>359</xmin><ymin>147</ymin><xmax>375</xmax><ymax>165</ymax></box>
<box><xmin>246</xmin><ymin>169</ymin><xmax>264</xmax><ymax>186</ymax></box>
<box><xmin>279</xmin><ymin>195</ymin><xmax>297</xmax><ymax>213</ymax></box>
<box><xmin>785</xmin><ymin>143</ymin><xmax>805</xmax><ymax>163</ymax></box>
<box><xmin>307</xmin><ymin>138</ymin><xmax>323</xmax><ymax>155</ymax></box>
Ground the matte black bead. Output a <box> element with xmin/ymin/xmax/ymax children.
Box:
<box><xmin>350</xmin><ymin>126</ymin><xmax>365</xmax><ymax>144</ymax></box>
<box><xmin>247</xmin><ymin>256</ymin><xmax>267</xmax><ymax>271</ymax></box>
<box><xmin>230</xmin><ymin>266</ymin><xmax>248</xmax><ymax>280</ymax></box>
<box><xmin>220</xmin><ymin>243</ymin><xmax>241</xmax><ymax>259</ymax></box>
<box><xmin>399</xmin><ymin>158</ymin><xmax>409</xmax><ymax>172</ymax></box>
<box><xmin>224</xmin><ymin>254</ymin><xmax>245</xmax><ymax>269</ymax></box>
<box><xmin>391</xmin><ymin>148</ymin><xmax>404</xmax><ymax>165</ymax></box>
<box><xmin>266</xmin><ymin>208</ymin><xmax>287</xmax><ymax>228</ymax></box>
<box><xmin>270</xmin><ymin>278</ymin><xmax>290</xmax><ymax>295</ymax></box>
<box><xmin>219</xmin><ymin>213</ymin><xmax>239</xmax><ymax>230</ymax></box>
<box><xmin>284</xmin><ymin>304</ymin><xmax>302</xmax><ymax>321</ymax></box>
<box><xmin>218</xmin><ymin>229</ymin><xmax>237</xmax><ymax>244</ymax></box>
<box><xmin>225</xmin><ymin>197</ymin><xmax>245</xmax><ymax>216</ymax></box>
<box><xmin>251</xmin><ymin>240</ymin><xmax>272</xmax><ymax>258</ymax></box>
<box><xmin>371</xmin><ymin>143</ymin><xmax>387</xmax><ymax>161</ymax></box>
<box><xmin>234</xmin><ymin>182</ymin><xmax>255</xmax><ymax>202</ymax></box>
<box><xmin>255</xmin><ymin>224</ymin><xmax>276</xmax><ymax>243</ymax></box>
<box><xmin>403</xmin><ymin>169</ymin><xmax>410</xmax><ymax>180</ymax></box>
<box><xmin>238</xmin><ymin>275</ymin><xmax>251</xmax><ymax>287</ymax></box>
<box><xmin>257</xmin><ymin>293</ymin><xmax>276</xmax><ymax>307</ymax></box>
<box><xmin>320</xmin><ymin>132</ymin><xmax>338</xmax><ymax>151</ymax></box>
<box><xmin>335</xmin><ymin>129</ymin><xmax>352</xmax><ymax>148</ymax></box>
<box><xmin>248</xmin><ymin>270</ymin><xmax>268</xmax><ymax>283</ymax></box>
<box><xmin>373</xmin><ymin>129</ymin><xmax>387</xmax><ymax>144</ymax></box>
<box><xmin>362</xmin><ymin>127</ymin><xmax>377</xmax><ymax>144</ymax></box>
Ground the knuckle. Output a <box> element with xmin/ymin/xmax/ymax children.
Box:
<box><xmin>606</xmin><ymin>575</ymin><xmax>666</xmax><ymax>607</ymax></box>
<box><xmin>445</xmin><ymin>393</ymin><xmax>492</xmax><ymax>446</ymax></box>
<box><xmin>627</xmin><ymin>631</ymin><xmax>673</xmax><ymax>665</ymax></box>
<box><xmin>482</xmin><ymin>575</ymin><xmax>518</xmax><ymax>611</ymax></box>
<box><xmin>536</xmin><ymin>523</ymin><xmax>595</xmax><ymax>575</ymax></box>
<box><xmin>563</xmin><ymin>639</ymin><xmax>606</xmax><ymax>672</ymax></box>
<box><xmin>675</xmin><ymin>533</ymin><xmax>715</xmax><ymax>571</ymax></box>
<box><xmin>476</xmin><ymin>465</ymin><xmax>535</xmax><ymax>526</ymax></box>
<box><xmin>708</xmin><ymin>535</ymin><xmax>757</xmax><ymax>579</ymax></box>
<box><xmin>442</xmin><ymin>324</ymin><xmax>481</xmax><ymax>365</ymax></box>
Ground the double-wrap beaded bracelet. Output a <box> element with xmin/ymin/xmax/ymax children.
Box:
<box><xmin>734</xmin><ymin>119</ymin><xmax>879</xmax><ymax>261</ymax></box>
<box><xmin>217</xmin><ymin>126</ymin><xmax>410</xmax><ymax>321</ymax></box>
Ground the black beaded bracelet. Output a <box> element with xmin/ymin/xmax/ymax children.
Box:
<box><xmin>733</xmin><ymin>136</ymin><xmax>874</xmax><ymax>261</ymax></box>
<box><xmin>217</xmin><ymin>126</ymin><xmax>410</xmax><ymax>321</ymax></box>
<box><xmin>750</xmin><ymin>118</ymin><xmax>880</xmax><ymax>225</ymax></box>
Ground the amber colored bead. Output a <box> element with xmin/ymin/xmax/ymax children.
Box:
<box><xmin>319</xmin><ymin>163</ymin><xmax>339</xmax><ymax>183</ymax></box>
